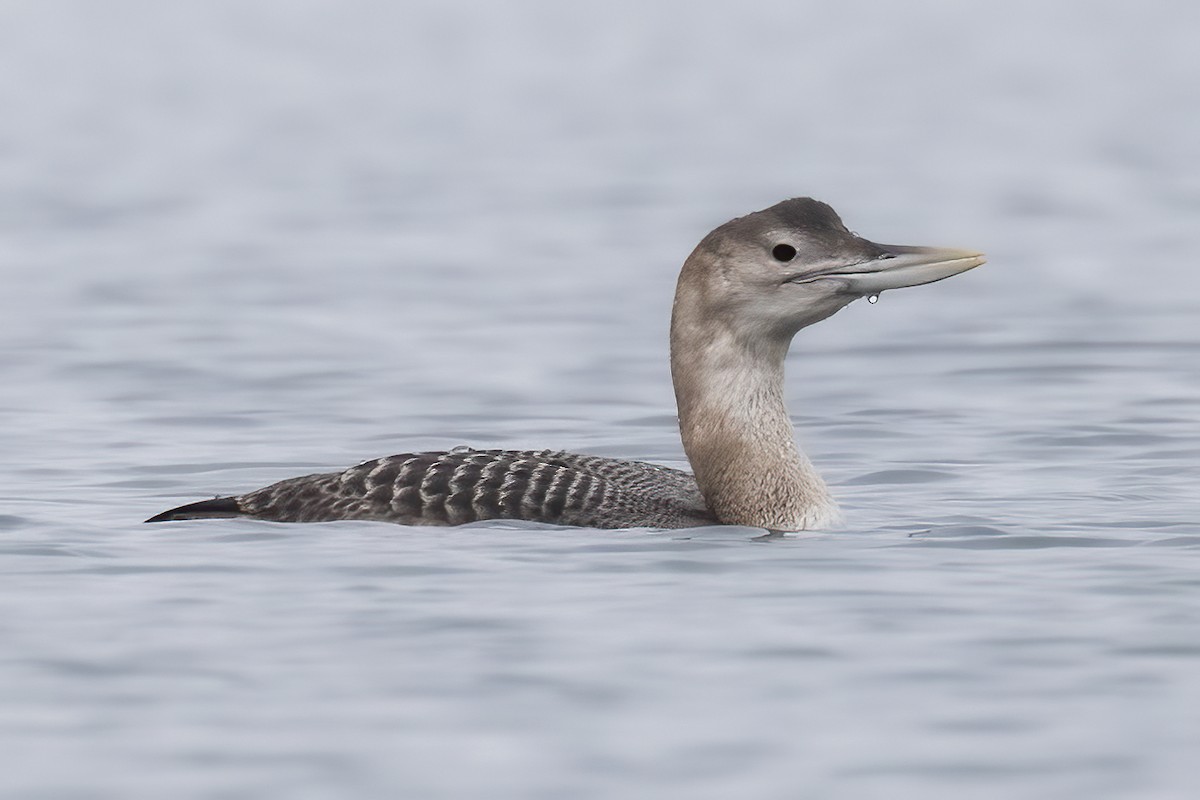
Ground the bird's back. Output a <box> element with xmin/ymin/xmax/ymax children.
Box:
<box><xmin>148</xmin><ymin>449</ymin><xmax>714</xmax><ymax>529</ymax></box>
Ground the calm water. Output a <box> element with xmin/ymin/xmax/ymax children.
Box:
<box><xmin>3</xmin><ymin>1</ymin><xmax>1200</xmax><ymax>798</ymax></box>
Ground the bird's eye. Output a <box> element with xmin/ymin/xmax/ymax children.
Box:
<box><xmin>772</xmin><ymin>244</ymin><xmax>797</xmax><ymax>262</ymax></box>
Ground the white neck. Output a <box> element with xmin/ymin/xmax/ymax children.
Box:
<box><xmin>669</xmin><ymin>275</ymin><xmax>839</xmax><ymax>531</ymax></box>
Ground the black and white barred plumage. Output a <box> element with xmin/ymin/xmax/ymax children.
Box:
<box><xmin>146</xmin><ymin>449</ymin><xmax>715</xmax><ymax>528</ymax></box>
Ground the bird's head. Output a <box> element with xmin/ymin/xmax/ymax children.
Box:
<box><xmin>674</xmin><ymin>197</ymin><xmax>985</xmax><ymax>343</ymax></box>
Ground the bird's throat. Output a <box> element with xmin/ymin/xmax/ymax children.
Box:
<box><xmin>670</xmin><ymin>322</ymin><xmax>837</xmax><ymax>531</ymax></box>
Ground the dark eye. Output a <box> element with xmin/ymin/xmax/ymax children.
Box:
<box><xmin>772</xmin><ymin>244</ymin><xmax>797</xmax><ymax>262</ymax></box>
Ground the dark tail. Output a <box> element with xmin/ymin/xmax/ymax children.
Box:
<box><xmin>145</xmin><ymin>496</ymin><xmax>245</xmax><ymax>523</ymax></box>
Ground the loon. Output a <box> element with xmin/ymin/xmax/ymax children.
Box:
<box><xmin>146</xmin><ymin>198</ymin><xmax>984</xmax><ymax>531</ymax></box>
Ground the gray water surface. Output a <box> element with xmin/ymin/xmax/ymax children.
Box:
<box><xmin>3</xmin><ymin>1</ymin><xmax>1200</xmax><ymax>799</ymax></box>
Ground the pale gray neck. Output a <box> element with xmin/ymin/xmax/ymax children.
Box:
<box><xmin>669</xmin><ymin>287</ymin><xmax>838</xmax><ymax>531</ymax></box>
